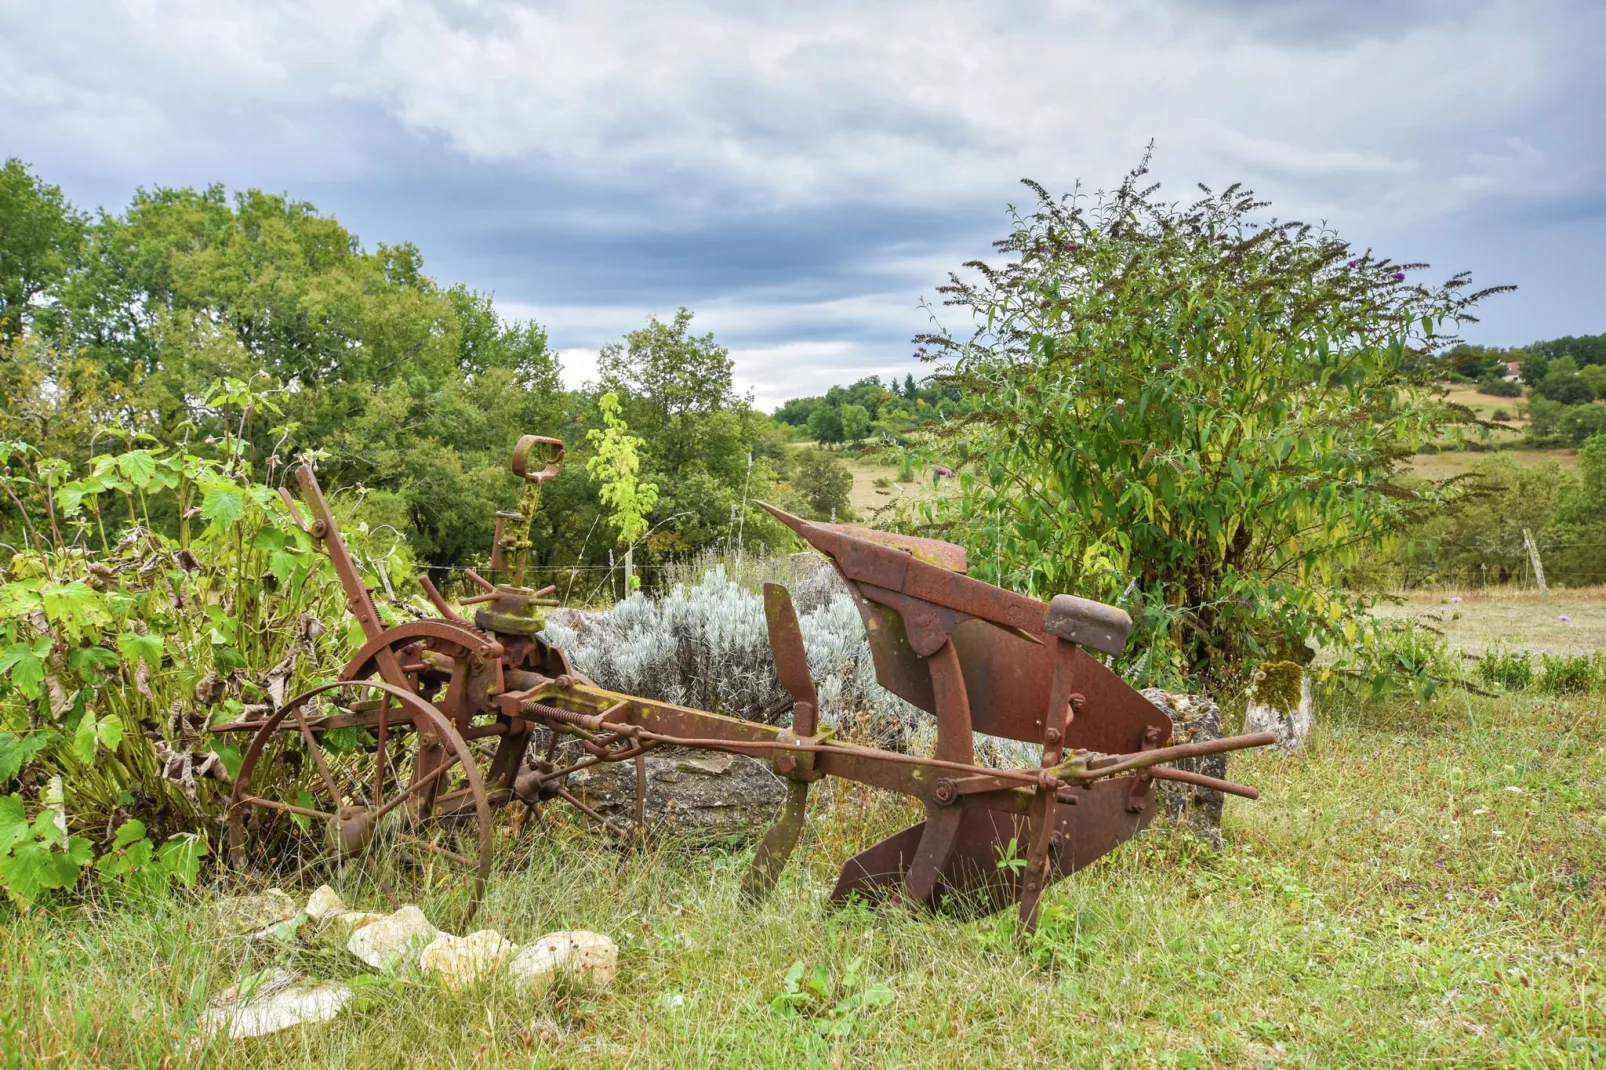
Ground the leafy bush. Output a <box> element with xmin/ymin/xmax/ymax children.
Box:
<box><xmin>1476</xmin><ymin>645</ymin><xmax>1535</xmax><ymax>692</ymax></box>
<box><xmin>1562</xmin><ymin>404</ymin><xmax>1606</xmax><ymax>445</ymax></box>
<box><xmin>1537</xmin><ymin>653</ymin><xmax>1601</xmax><ymax>696</ymax></box>
<box><xmin>1352</xmin><ymin>623</ymin><xmax>1461</xmax><ymax>701</ymax></box>
<box><xmin>543</xmin><ymin>562</ymin><xmax>918</xmax><ymax>746</ymax></box>
<box><xmin>791</xmin><ymin>450</ymin><xmax>854</xmax><ymax>521</ymax></box>
<box><xmin>1477</xmin><ymin>377</ymin><xmax>1522</xmax><ymax>398</ymax></box>
<box><xmin>914</xmin><ymin>153</ymin><xmax>1506</xmax><ymax>686</ymax></box>
<box><xmin>0</xmin><ymin>421</ymin><xmax>414</xmax><ymax>906</ymax></box>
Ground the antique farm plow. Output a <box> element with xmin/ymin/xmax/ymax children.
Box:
<box><xmin>221</xmin><ymin>437</ymin><xmax>1274</xmax><ymax>929</ymax></box>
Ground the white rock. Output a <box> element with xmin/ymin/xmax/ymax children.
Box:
<box><xmin>420</xmin><ymin>930</ymin><xmax>517</xmax><ymax>990</ymax></box>
<box><xmin>216</xmin><ymin>889</ymin><xmax>298</xmax><ymax>934</ymax></box>
<box><xmin>306</xmin><ymin>884</ymin><xmax>347</xmax><ymax>921</ymax></box>
<box><xmin>506</xmin><ymin>930</ymin><xmax>618</xmax><ymax>992</ymax></box>
<box><xmin>202</xmin><ymin>970</ymin><xmax>353</xmax><ymax>1039</ymax></box>
<box><xmin>346</xmin><ymin>905</ymin><xmax>442</xmax><ymax>969</ymax></box>
<box><xmin>317</xmin><ymin>910</ymin><xmax>386</xmax><ymax>945</ymax></box>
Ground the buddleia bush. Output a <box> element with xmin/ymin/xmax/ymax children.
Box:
<box><xmin>914</xmin><ymin>150</ymin><xmax>1511</xmax><ymax>690</ymax></box>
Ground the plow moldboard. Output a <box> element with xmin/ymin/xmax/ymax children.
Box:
<box><xmin>829</xmin><ymin>777</ymin><xmax>1156</xmax><ymax>915</ymax></box>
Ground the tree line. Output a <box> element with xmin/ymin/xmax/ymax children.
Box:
<box><xmin>0</xmin><ymin>158</ymin><xmax>859</xmax><ymax>587</ymax></box>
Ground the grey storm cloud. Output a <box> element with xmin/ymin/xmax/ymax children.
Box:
<box><xmin>2</xmin><ymin>0</ymin><xmax>1602</xmax><ymax>407</ymax></box>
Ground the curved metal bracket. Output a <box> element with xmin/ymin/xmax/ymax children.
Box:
<box><xmin>512</xmin><ymin>435</ymin><xmax>566</xmax><ymax>483</ymax></box>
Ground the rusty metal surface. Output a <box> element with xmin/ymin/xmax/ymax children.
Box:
<box><xmin>1044</xmin><ymin>594</ymin><xmax>1133</xmax><ymax>657</ymax></box>
<box><xmin>829</xmin><ymin>777</ymin><xmax>1157</xmax><ymax>914</ymax></box>
<box><xmin>226</xmin><ymin>678</ymin><xmax>494</xmax><ymax>922</ymax></box>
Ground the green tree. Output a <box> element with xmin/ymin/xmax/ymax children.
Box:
<box><xmin>914</xmin><ymin>161</ymin><xmax>1507</xmax><ymax>684</ymax></box>
<box><xmin>791</xmin><ymin>449</ymin><xmax>854</xmax><ymax>520</ymax></box>
<box><xmin>839</xmin><ymin>403</ymin><xmax>871</xmax><ymax>443</ymax></box>
<box><xmin>28</xmin><ymin>182</ymin><xmax>563</xmax><ymax>567</ymax></box>
<box><xmin>806</xmin><ymin>405</ymin><xmax>844</xmax><ymax>444</ymax></box>
<box><xmin>1549</xmin><ymin>434</ymin><xmax>1606</xmax><ymax>584</ymax></box>
<box><xmin>597</xmin><ymin>307</ymin><xmax>736</xmax><ymax>475</ymax></box>
<box><xmin>592</xmin><ymin>309</ymin><xmax>791</xmax><ymax>562</ymax></box>
<box><xmin>0</xmin><ymin>159</ymin><xmax>86</xmax><ymax>339</ymax></box>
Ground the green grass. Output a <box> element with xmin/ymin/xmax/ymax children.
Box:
<box><xmin>3</xmin><ymin>688</ymin><xmax>1605</xmax><ymax>1068</ymax></box>
<box><xmin>1372</xmin><ymin>585</ymin><xmax>1606</xmax><ymax>656</ymax></box>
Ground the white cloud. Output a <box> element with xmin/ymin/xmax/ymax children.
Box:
<box><xmin>2</xmin><ymin>0</ymin><xmax>1602</xmax><ymax>388</ymax></box>
<box><xmin>5</xmin><ymin>0</ymin><xmax>1592</xmax><ymax>222</ymax></box>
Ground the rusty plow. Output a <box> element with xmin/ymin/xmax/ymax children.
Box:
<box><xmin>219</xmin><ymin>437</ymin><xmax>1274</xmax><ymax>931</ymax></box>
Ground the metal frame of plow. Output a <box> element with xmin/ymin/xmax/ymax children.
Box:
<box><xmin>219</xmin><ymin>440</ymin><xmax>1274</xmax><ymax>933</ymax></box>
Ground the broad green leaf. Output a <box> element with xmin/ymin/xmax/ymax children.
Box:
<box><xmin>73</xmin><ymin>712</ymin><xmax>99</xmax><ymax>765</ymax></box>
<box><xmin>252</xmin><ymin>527</ymin><xmax>286</xmax><ymax>552</ymax></box>
<box><xmin>158</xmin><ymin>833</ymin><xmax>208</xmax><ymax>886</ymax></box>
<box><xmin>125</xmin><ymin>837</ymin><xmax>154</xmax><ymax>870</ymax></box>
<box><xmin>116</xmin><ymin>450</ymin><xmax>158</xmax><ymax>488</ymax></box>
<box><xmin>0</xmin><ymin>841</ymin><xmax>60</xmax><ymax>903</ymax></box>
<box><xmin>0</xmin><ymin>642</ymin><xmax>46</xmax><ymax>699</ymax></box>
<box><xmin>69</xmin><ymin>645</ymin><xmax>121</xmax><ymax>682</ymax></box>
<box><xmin>96</xmin><ymin>714</ymin><xmax>124</xmax><ymax>753</ymax></box>
<box><xmin>268</xmin><ymin>550</ymin><xmax>299</xmax><ymax>584</ymax></box>
<box><xmin>111</xmin><ymin>819</ymin><xmax>148</xmax><ymax>849</ymax></box>
<box><xmin>0</xmin><ymin>795</ymin><xmax>28</xmax><ymax>854</ymax></box>
<box><xmin>41</xmin><ymin>581</ymin><xmax>111</xmax><ymax>636</ymax></box>
<box><xmin>200</xmin><ymin>484</ymin><xmax>245</xmax><ymax>528</ymax></box>
<box><xmin>0</xmin><ymin>732</ymin><xmax>53</xmax><ymax>783</ymax></box>
<box><xmin>116</xmin><ymin>632</ymin><xmax>164</xmax><ymax>668</ymax></box>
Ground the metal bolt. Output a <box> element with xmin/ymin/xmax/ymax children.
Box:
<box><xmin>1044</xmin><ymin>727</ymin><xmax>1061</xmax><ymax>745</ymax></box>
<box><xmin>556</xmin><ymin>675</ymin><xmax>573</xmax><ymax>689</ymax></box>
<box><xmin>775</xmin><ymin>754</ymin><xmax>798</xmax><ymax>775</ymax></box>
<box><xmin>932</xmin><ymin>778</ymin><xmax>957</xmax><ymax>805</ymax></box>
<box><xmin>310</xmin><ymin>519</ymin><xmax>328</xmax><ymax>538</ymax></box>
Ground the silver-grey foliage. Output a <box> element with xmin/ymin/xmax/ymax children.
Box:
<box><xmin>541</xmin><ymin>560</ymin><xmax>921</xmax><ymax>746</ymax></box>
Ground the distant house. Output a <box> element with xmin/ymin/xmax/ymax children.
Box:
<box><xmin>1503</xmin><ymin>360</ymin><xmax>1522</xmax><ymax>381</ymax></box>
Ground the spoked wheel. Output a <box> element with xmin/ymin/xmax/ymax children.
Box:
<box><xmin>226</xmin><ymin>680</ymin><xmax>494</xmax><ymax>926</ymax></box>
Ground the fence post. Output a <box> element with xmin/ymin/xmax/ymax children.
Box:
<box><xmin>1522</xmin><ymin>528</ymin><xmax>1548</xmax><ymax>594</ymax></box>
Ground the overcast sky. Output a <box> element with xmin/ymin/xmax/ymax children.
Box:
<box><xmin>4</xmin><ymin>0</ymin><xmax>1602</xmax><ymax>408</ymax></box>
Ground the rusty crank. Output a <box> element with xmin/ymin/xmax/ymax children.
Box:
<box><xmin>223</xmin><ymin>437</ymin><xmax>1274</xmax><ymax>931</ymax></box>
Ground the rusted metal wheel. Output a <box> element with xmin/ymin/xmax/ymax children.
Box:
<box><xmin>226</xmin><ymin>679</ymin><xmax>495</xmax><ymax>925</ymax></box>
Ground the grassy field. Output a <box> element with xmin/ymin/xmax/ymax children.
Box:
<box><xmin>1407</xmin><ymin>447</ymin><xmax>1579</xmax><ymax>481</ymax></box>
<box><xmin>1440</xmin><ymin>386</ymin><xmax>1529</xmax><ymax>427</ymax></box>
<box><xmin>1373</xmin><ymin>585</ymin><xmax>1606</xmax><ymax>656</ymax></box>
<box><xmin>3</xmin><ymin>681</ymin><xmax>1604</xmax><ymax>1067</ymax></box>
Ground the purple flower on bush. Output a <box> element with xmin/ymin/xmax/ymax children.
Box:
<box><xmin>1347</xmin><ymin>259</ymin><xmax>1358</xmax><ymax>268</ymax></box>
<box><xmin>1392</xmin><ymin>272</ymin><xmax>1406</xmax><ymax>281</ymax></box>
<box><xmin>1449</xmin><ymin>596</ymin><xmax>1463</xmax><ymax>604</ymax></box>
<box><xmin>1558</xmin><ymin>614</ymin><xmax>1572</xmax><ymax>622</ymax></box>
<box><xmin>934</xmin><ymin>466</ymin><xmax>954</xmax><ymax>478</ymax></box>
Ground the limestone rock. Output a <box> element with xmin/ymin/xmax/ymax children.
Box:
<box><xmin>305</xmin><ymin>884</ymin><xmax>347</xmax><ymax>922</ymax></box>
<box><xmin>202</xmin><ymin>969</ymin><xmax>352</xmax><ymax>1039</ymax></box>
<box><xmin>215</xmin><ymin>889</ymin><xmax>297</xmax><ymax>934</ymax></box>
<box><xmin>506</xmin><ymin>930</ymin><xmax>618</xmax><ymax>992</ymax></box>
<box><xmin>420</xmin><ymin>930</ymin><xmax>517</xmax><ymax>991</ymax></box>
<box><xmin>566</xmin><ymin>746</ymin><xmax>784</xmax><ymax>839</ymax></box>
<box><xmin>318</xmin><ymin>910</ymin><xmax>386</xmax><ymax>944</ymax></box>
<box><xmin>346</xmin><ymin>905</ymin><xmax>441</xmax><ymax>969</ymax></box>
<box><xmin>1243</xmin><ymin>662</ymin><xmax>1313</xmax><ymax>754</ymax></box>
<box><xmin>1141</xmin><ymin>689</ymin><xmax>1228</xmax><ymax>848</ymax></box>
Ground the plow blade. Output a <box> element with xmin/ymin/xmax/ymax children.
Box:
<box><xmin>830</xmin><ymin>778</ymin><xmax>1156</xmax><ymax>917</ymax></box>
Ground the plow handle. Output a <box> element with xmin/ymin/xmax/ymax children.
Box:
<box><xmin>293</xmin><ymin>466</ymin><xmax>409</xmax><ymax>687</ymax></box>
